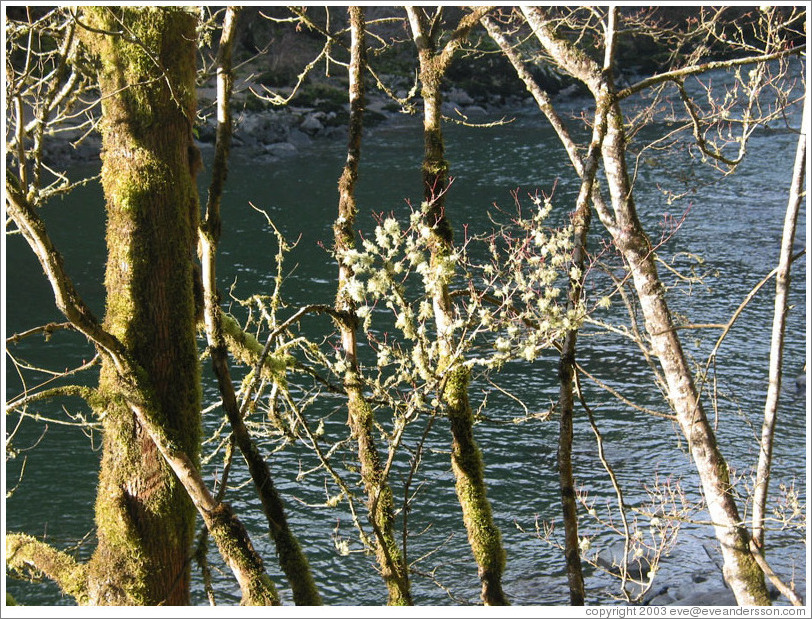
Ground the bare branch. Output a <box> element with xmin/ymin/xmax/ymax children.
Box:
<box><xmin>616</xmin><ymin>45</ymin><xmax>805</xmax><ymax>100</ymax></box>
<box><xmin>752</xmin><ymin>95</ymin><xmax>808</xmax><ymax>550</ymax></box>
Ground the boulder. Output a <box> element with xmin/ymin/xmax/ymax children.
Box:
<box><xmin>287</xmin><ymin>129</ymin><xmax>312</xmax><ymax>148</ymax></box>
<box><xmin>462</xmin><ymin>105</ymin><xmax>487</xmax><ymax>117</ymax></box>
<box><xmin>300</xmin><ymin>113</ymin><xmax>324</xmax><ymax>135</ymax></box>
<box><xmin>264</xmin><ymin>142</ymin><xmax>297</xmax><ymax>157</ymax></box>
<box><xmin>447</xmin><ymin>87</ymin><xmax>474</xmax><ymax>106</ymax></box>
<box><xmin>594</xmin><ymin>540</ymin><xmax>652</xmax><ymax>581</ymax></box>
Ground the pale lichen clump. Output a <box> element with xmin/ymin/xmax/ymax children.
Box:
<box><xmin>333</xmin><ymin>197</ymin><xmax>581</xmax><ymax>402</ymax></box>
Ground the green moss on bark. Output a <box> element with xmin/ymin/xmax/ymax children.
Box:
<box><xmin>81</xmin><ymin>6</ymin><xmax>202</xmax><ymax>605</ymax></box>
<box><xmin>444</xmin><ymin>366</ymin><xmax>508</xmax><ymax>605</ymax></box>
<box><xmin>412</xmin><ymin>18</ymin><xmax>509</xmax><ymax>602</ymax></box>
<box><xmin>6</xmin><ymin>534</ymin><xmax>90</xmax><ymax>605</ymax></box>
<box><xmin>346</xmin><ymin>388</ymin><xmax>412</xmax><ymax>605</ymax></box>
<box><xmin>207</xmin><ymin>503</ymin><xmax>280</xmax><ymax>605</ymax></box>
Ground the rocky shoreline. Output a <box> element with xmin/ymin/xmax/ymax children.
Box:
<box><xmin>217</xmin><ymin>86</ymin><xmax>531</xmax><ymax>160</ymax></box>
<box><xmin>41</xmin><ymin>80</ymin><xmax>580</xmax><ymax>169</ymax></box>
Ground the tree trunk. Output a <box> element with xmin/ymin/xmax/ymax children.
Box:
<box><xmin>486</xmin><ymin>9</ymin><xmax>614</xmax><ymax>603</ymax></box>
<box><xmin>6</xmin><ymin>185</ymin><xmax>280</xmax><ymax>606</ymax></box>
<box><xmin>601</xmin><ymin>100</ymin><xmax>770</xmax><ymax>608</ymax></box>
<box><xmin>554</xmin><ymin>90</ymin><xmax>611</xmax><ymax>606</ymax></box>
<box><xmin>199</xmin><ymin>7</ymin><xmax>321</xmax><ymax>605</ymax></box>
<box><xmin>406</xmin><ymin>7</ymin><xmax>509</xmax><ymax>606</ymax></box>
<box><xmin>556</xmin><ymin>11</ymin><xmax>617</xmax><ymax>604</ymax></box>
<box><xmin>81</xmin><ymin>7</ymin><xmax>203</xmax><ymax>605</ymax></box>
<box><xmin>522</xmin><ymin>6</ymin><xmax>771</xmax><ymax>605</ymax></box>
<box><xmin>334</xmin><ymin>7</ymin><xmax>412</xmax><ymax>605</ymax></box>
<box><xmin>555</xmin><ymin>9</ymin><xmax>617</xmax><ymax>601</ymax></box>
<box><xmin>752</xmin><ymin>96</ymin><xmax>808</xmax><ymax>548</ymax></box>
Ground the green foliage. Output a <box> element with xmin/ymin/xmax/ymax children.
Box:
<box><xmin>291</xmin><ymin>82</ymin><xmax>347</xmax><ymax>112</ymax></box>
<box><xmin>446</xmin><ymin>47</ymin><xmax>551</xmax><ymax>102</ymax></box>
<box><xmin>242</xmin><ymin>94</ymin><xmax>272</xmax><ymax>113</ymax></box>
<box><xmin>370</xmin><ymin>42</ymin><xmax>419</xmax><ymax>81</ymax></box>
<box><xmin>257</xmin><ymin>65</ymin><xmax>303</xmax><ymax>89</ymax></box>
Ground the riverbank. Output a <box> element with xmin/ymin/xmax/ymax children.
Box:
<box><xmin>204</xmin><ymin>77</ymin><xmax>582</xmax><ymax>161</ymax></box>
<box><xmin>41</xmin><ymin>78</ymin><xmax>584</xmax><ymax>169</ymax></box>
<box><xmin>42</xmin><ymin>66</ymin><xmax>580</xmax><ymax>167</ymax></box>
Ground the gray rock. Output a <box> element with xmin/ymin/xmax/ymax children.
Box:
<box><xmin>441</xmin><ymin>101</ymin><xmax>458</xmax><ymax>117</ymax></box>
<box><xmin>42</xmin><ymin>133</ymin><xmax>102</xmax><ymax>166</ymax></box>
<box><xmin>447</xmin><ymin>87</ymin><xmax>474</xmax><ymax>106</ymax></box>
<box><xmin>236</xmin><ymin>111</ymin><xmax>293</xmax><ymax>146</ymax></box>
<box><xmin>300</xmin><ymin>113</ymin><xmax>324</xmax><ymax>134</ymax></box>
<box><xmin>462</xmin><ymin>105</ymin><xmax>487</xmax><ymax>117</ymax></box>
<box><xmin>237</xmin><ymin>111</ymin><xmax>272</xmax><ymax>136</ymax></box>
<box><xmin>320</xmin><ymin>126</ymin><xmax>345</xmax><ymax>139</ymax></box>
<box><xmin>672</xmin><ymin>587</ymin><xmax>736</xmax><ymax>606</ymax></box>
<box><xmin>556</xmin><ymin>83</ymin><xmax>581</xmax><ymax>100</ymax></box>
<box><xmin>645</xmin><ymin>586</ymin><xmax>679</xmax><ymax>606</ymax></box>
<box><xmin>264</xmin><ymin>142</ymin><xmax>297</xmax><ymax>157</ymax></box>
<box><xmin>594</xmin><ymin>541</ymin><xmax>652</xmax><ymax>581</ymax></box>
<box><xmin>287</xmin><ymin>129</ymin><xmax>312</xmax><ymax>148</ymax></box>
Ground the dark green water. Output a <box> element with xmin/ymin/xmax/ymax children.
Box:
<box><xmin>5</xmin><ymin>93</ymin><xmax>807</xmax><ymax>606</ymax></box>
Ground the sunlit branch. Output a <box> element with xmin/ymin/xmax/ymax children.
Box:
<box><xmin>616</xmin><ymin>45</ymin><xmax>805</xmax><ymax>100</ymax></box>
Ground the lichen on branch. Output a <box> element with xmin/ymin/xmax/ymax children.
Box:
<box><xmin>6</xmin><ymin>534</ymin><xmax>89</xmax><ymax>605</ymax></box>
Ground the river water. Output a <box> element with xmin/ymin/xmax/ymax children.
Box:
<box><xmin>4</xmin><ymin>83</ymin><xmax>807</xmax><ymax>606</ymax></box>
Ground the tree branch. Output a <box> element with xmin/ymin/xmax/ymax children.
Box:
<box><xmin>752</xmin><ymin>95</ymin><xmax>808</xmax><ymax>550</ymax></box>
<box><xmin>199</xmin><ymin>7</ymin><xmax>321</xmax><ymax>604</ymax></box>
<box><xmin>7</xmin><ymin>168</ymin><xmax>280</xmax><ymax>606</ymax></box>
<box><xmin>5</xmin><ymin>185</ymin><xmax>125</xmax><ymax>371</ymax></box>
<box><xmin>6</xmin><ymin>534</ymin><xmax>89</xmax><ymax>605</ymax></box>
<box><xmin>616</xmin><ymin>45</ymin><xmax>806</xmax><ymax>100</ymax></box>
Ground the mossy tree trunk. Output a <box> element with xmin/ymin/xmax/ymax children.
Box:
<box><xmin>6</xmin><ymin>184</ymin><xmax>279</xmax><ymax>606</ymax></box>
<box><xmin>406</xmin><ymin>7</ymin><xmax>509</xmax><ymax>606</ymax></box>
<box><xmin>81</xmin><ymin>7</ymin><xmax>204</xmax><ymax>604</ymax></box>
<box><xmin>198</xmin><ymin>7</ymin><xmax>321</xmax><ymax>605</ymax></box>
<box><xmin>485</xmin><ymin>13</ymin><xmax>603</xmax><ymax>599</ymax></box>
<box><xmin>333</xmin><ymin>7</ymin><xmax>412</xmax><ymax>605</ymax></box>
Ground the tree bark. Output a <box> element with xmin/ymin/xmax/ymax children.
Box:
<box><xmin>554</xmin><ymin>86</ymin><xmax>611</xmax><ymax>609</ymax></box>
<box><xmin>556</xmin><ymin>10</ymin><xmax>617</xmax><ymax>605</ymax></box>
<box><xmin>6</xmin><ymin>186</ymin><xmax>280</xmax><ymax>605</ymax></box>
<box><xmin>6</xmin><ymin>534</ymin><xmax>89</xmax><ymax>605</ymax></box>
<box><xmin>406</xmin><ymin>7</ymin><xmax>509</xmax><ymax>606</ymax></box>
<box><xmin>752</xmin><ymin>96</ymin><xmax>808</xmax><ymax>548</ymax></box>
<box><xmin>522</xmin><ymin>6</ymin><xmax>771</xmax><ymax>605</ymax></box>
<box><xmin>81</xmin><ymin>7</ymin><xmax>204</xmax><ymax>604</ymax></box>
<box><xmin>603</xmin><ymin>112</ymin><xmax>770</xmax><ymax>604</ymax></box>
<box><xmin>199</xmin><ymin>7</ymin><xmax>321</xmax><ymax>605</ymax></box>
<box><xmin>486</xmin><ymin>9</ymin><xmax>618</xmax><ymax>603</ymax></box>
<box><xmin>333</xmin><ymin>7</ymin><xmax>412</xmax><ymax>605</ymax></box>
